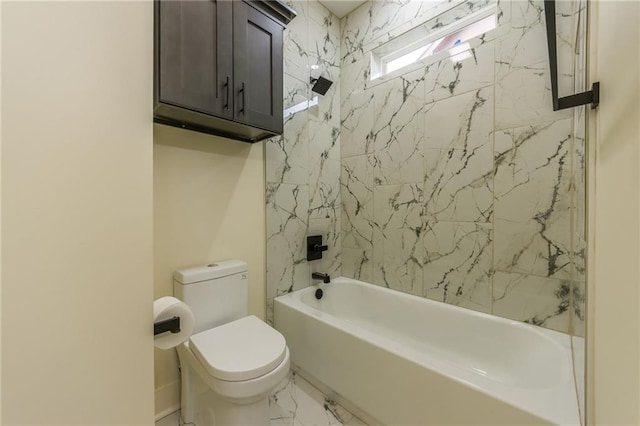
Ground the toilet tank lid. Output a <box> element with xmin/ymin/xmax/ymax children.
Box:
<box><xmin>174</xmin><ymin>260</ymin><xmax>248</xmax><ymax>284</ymax></box>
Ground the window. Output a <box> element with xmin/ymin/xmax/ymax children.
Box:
<box><xmin>371</xmin><ymin>4</ymin><xmax>497</xmax><ymax>80</ymax></box>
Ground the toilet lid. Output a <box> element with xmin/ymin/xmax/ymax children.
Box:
<box><xmin>189</xmin><ymin>315</ymin><xmax>287</xmax><ymax>382</ymax></box>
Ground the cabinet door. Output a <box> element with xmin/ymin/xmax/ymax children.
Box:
<box><xmin>158</xmin><ymin>0</ymin><xmax>233</xmax><ymax>118</ymax></box>
<box><xmin>233</xmin><ymin>1</ymin><xmax>284</xmax><ymax>133</ymax></box>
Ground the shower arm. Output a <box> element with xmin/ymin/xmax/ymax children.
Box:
<box><xmin>544</xmin><ymin>0</ymin><xmax>599</xmax><ymax>111</ymax></box>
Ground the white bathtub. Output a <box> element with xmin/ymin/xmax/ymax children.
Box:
<box><xmin>274</xmin><ymin>277</ymin><xmax>580</xmax><ymax>425</ymax></box>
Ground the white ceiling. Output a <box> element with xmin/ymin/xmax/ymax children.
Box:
<box><xmin>318</xmin><ymin>0</ymin><xmax>368</xmax><ymax>18</ymax></box>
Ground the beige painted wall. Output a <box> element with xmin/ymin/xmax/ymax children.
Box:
<box><xmin>153</xmin><ymin>125</ymin><xmax>266</xmax><ymax>417</ymax></box>
<box><xmin>1</xmin><ymin>2</ymin><xmax>154</xmax><ymax>425</ymax></box>
<box><xmin>0</xmin><ymin>0</ymin><xmax>3</xmax><ymax>421</ymax></box>
<box><xmin>588</xmin><ymin>1</ymin><xmax>640</xmax><ymax>425</ymax></box>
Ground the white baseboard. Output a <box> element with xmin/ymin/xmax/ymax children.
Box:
<box><xmin>154</xmin><ymin>380</ymin><xmax>181</xmax><ymax>422</ymax></box>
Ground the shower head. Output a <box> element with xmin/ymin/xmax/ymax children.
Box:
<box><xmin>310</xmin><ymin>76</ymin><xmax>333</xmax><ymax>96</ymax></box>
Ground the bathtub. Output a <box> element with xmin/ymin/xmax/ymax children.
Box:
<box><xmin>274</xmin><ymin>277</ymin><xmax>580</xmax><ymax>425</ymax></box>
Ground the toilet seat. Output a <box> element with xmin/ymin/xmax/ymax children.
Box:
<box><xmin>189</xmin><ymin>315</ymin><xmax>287</xmax><ymax>382</ymax></box>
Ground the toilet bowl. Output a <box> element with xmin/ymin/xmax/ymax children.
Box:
<box><xmin>173</xmin><ymin>261</ymin><xmax>290</xmax><ymax>425</ymax></box>
<box><xmin>177</xmin><ymin>316</ymin><xmax>290</xmax><ymax>425</ymax></box>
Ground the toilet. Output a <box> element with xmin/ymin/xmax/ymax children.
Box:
<box><xmin>173</xmin><ymin>260</ymin><xmax>290</xmax><ymax>426</ymax></box>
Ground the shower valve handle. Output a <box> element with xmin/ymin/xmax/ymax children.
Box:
<box><xmin>313</xmin><ymin>244</ymin><xmax>328</xmax><ymax>253</ymax></box>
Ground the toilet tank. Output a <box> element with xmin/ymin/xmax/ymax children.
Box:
<box><xmin>173</xmin><ymin>260</ymin><xmax>248</xmax><ymax>334</ymax></box>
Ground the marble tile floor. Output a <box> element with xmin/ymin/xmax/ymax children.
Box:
<box><xmin>156</xmin><ymin>371</ymin><xmax>366</xmax><ymax>426</ymax></box>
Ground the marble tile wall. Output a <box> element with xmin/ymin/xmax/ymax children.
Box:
<box><xmin>266</xmin><ymin>0</ymin><xmax>586</xmax><ymax>336</ymax></box>
<box><xmin>571</xmin><ymin>0</ymin><xmax>588</xmax><ymax>340</ymax></box>
<box><xmin>339</xmin><ymin>0</ymin><xmax>587</xmax><ymax>335</ymax></box>
<box><xmin>266</xmin><ymin>0</ymin><xmax>342</xmax><ymax>323</ymax></box>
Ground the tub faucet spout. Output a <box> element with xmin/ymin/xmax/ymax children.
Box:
<box><xmin>312</xmin><ymin>272</ymin><xmax>330</xmax><ymax>284</ymax></box>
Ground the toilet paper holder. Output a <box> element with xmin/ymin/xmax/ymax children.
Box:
<box><xmin>154</xmin><ymin>316</ymin><xmax>181</xmax><ymax>336</ymax></box>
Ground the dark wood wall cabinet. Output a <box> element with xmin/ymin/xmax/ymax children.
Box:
<box><xmin>154</xmin><ymin>0</ymin><xmax>296</xmax><ymax>143</ymax></box>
